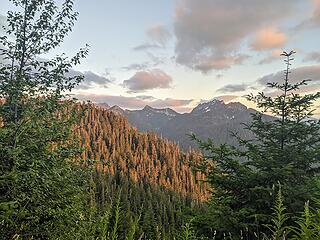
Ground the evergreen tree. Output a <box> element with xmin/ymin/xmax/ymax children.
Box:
<box><xmin>192</xmin><ymin>51</ymin><xmax>320</xmax><ymax>238</ymax></box>
<box><xmin>0</xmin><ymin>0</ymin><xmax>89</xmax><ymax>238</ymax></box>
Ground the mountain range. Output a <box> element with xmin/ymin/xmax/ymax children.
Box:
<box><xmin>97</xmin><ymin>99</ymin><xmax>269</xmax><ymax>149</ymax></box>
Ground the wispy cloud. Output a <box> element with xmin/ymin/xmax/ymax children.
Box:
<box><xmin>133</xmin><ymin>24</ymin><xmax>172</xmax><ymax>51</ymax></box>
<box><xmin>217</xmin><ymin>83</ymin><xmax>250</xmax><ymax>93</ymax></box>
<box><xmin>133</xmin><ymin>43</ymin><xmax>163</xmax><ymax>51</ymax></box>
<box><xmin>146</xmin><ymin>24</ymin><xmax>172</xmax><ymax>46</ymax></box>
<box><xmin>70</xmin><ymin>70</ymin><xmax>112</xmax><ymax>90</ymax></box>
<box><xmin>257</xmin><ymin>65</ymin><xmax>320</xmax><ymax>85</ymax></box>
<box><xmin>122</xmin><ymin>53</ymin><xmax>165</xmax><ymax>72</ymax></box>
<box><xmin>294</xmin><ymin>0</ymin><xmax>320</xmax><ymax>30</ymax></box>
<box><xmin>122</xmin><ymin>63</ymin><xmax>149</xmax><ymax>71</ymax></box>
<box><xmin>303</xmin><ymin>51</ymin><xmax>320</xmax><ymax>63</ymax></box>
<box><xmin>258</xmin><ymin>50</ymin><xmax>283</xmax><ymax>64</ymax></box>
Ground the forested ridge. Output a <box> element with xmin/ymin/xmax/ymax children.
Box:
<box><xmin>75</xmin><ymin>103</ymin><xmax>208</xmax><ymax>201</ymax></box>
<box><xmin>60</xmin><ymin>103</ymin><xmax>208</xmax><ymax>239</ymax></box>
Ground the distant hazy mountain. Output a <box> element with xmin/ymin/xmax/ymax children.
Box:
<box><xmin>125</xmin><ymin>105</ymin><xmax>179</xmax><ymax>133</ymax></box>
<box><xmin>97</xmin><ymin>100</ymin><xmax>271</xmax><ymax>149</ymax></box>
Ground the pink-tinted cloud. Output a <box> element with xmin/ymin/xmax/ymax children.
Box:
<box><xmin>215</xmin><ymin>95</ymin><xmax>240</xmax><ymax>102</ymax></box>
<box><xmin>174</xmin><ymin>0</ymin><xmax>298</xmax><ymax>73</ymax></box>
<box><xmin>251</xmin><ymin>28</ymin><xmax>287</xmax><ymax>51</ymax></box>
<box><xmin>151</xmin><ymin>98</ymin><xmax>193</xmax><ymax>108</ymax></box>
<box><xmin>195</xmin><ymin>54</ymin><xmax>250</xmax><ymax>73</ymax></box>
<box><xmin>123</xmin><ymin>69</ymin><xmax>173</xmax><ymax>92</ymax></box>
<box><xmin>75</xmin><ymin>93</ymin><xmax>193</xmax><ymax>112</ymax></box>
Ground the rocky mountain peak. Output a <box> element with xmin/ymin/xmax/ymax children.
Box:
<box><xmin>191</xmin><ymin>99</ymin><xmax>225</xmax><ymax>114</ymax></box>
<box><xmin>96</xmin><ymin>103</ymin><xmax>110</xmax><ymax>109</ymax></box>
<box><xmin>142</xmin><ymin>105</ymin><xmax>154</xmax><ymax>111</ymax></box>
<box><xmin>141</xmin><ymin>105</ymin><xmax>179</xmax><ymax>117</ymax></box>
<box><xmin>109</xmin><ymin>105</ymin><xmax>125</xmax><ymax>115</ymax></box>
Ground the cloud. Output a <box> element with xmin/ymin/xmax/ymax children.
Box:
<box><xmin>295</xmin><ymin>0</ymin><xmax>320</xmax><ymax>30</ymax></box>
<box><xmin>257</xmin><ymin>65</ymin><xmax>320</xmax><ymax>85</ymax></box>
<box><xmin>123</xmin><ymin>69</ymin><xmax>173</xmax><ymax>92</ymax></box>
<box><xmin>263</xmin><ymin>82</ymin><xmax>320</xmax><ymax>97</ymax></box>
<box><xmin>135</xmin><ymin>95</ymin><xmax>157</xmax><ymax>100</ymax></box>
<box><xmin>295</xmin><ymin>82</ymin><xmax>320</xmax><ymax>93</ymax></box>
<box><xmin>195</xmin><ymin>54</ymin><xmax>250</xmax><ymax>73</ymax></box>
<box><xmin>133</xmin><ymin>24</ymin><xmax>171</xmax><ymax>51</ymax></box>
<box><xmin>69</xmin><ymin>70</ymin><xmax>111</xmax><ymax>90</ymax></box>
<box><xmin>251</xmin><ymin>28</ymin><xmax>287</xmax><ymax>51</ymax></box>
<box><xmin>174</xmin><ymin>0</ymin><xmax>298</xmax><ymax>73</ymax></box>
<box><xmin>83</xmin><ymin>71</ymin><xmax>111</xmax><ymax>85</ymax></box>
<box><xmin>0</xmin><ymin>55</ymin><xmax>111</xmax><ymax>91</ymax></box>
<box><xmin>146</xmin><ymin>24</ymin><xmax>172</xmax><ymax>46</ymax></box>
<box><xmin>122</xmin><ymin>54</ymin><xmax>165</xmax><ymax>72</ymax></box>
<box><xmin>217</xmin><ymin>83</ymin><xmax>250</xmax><ymax>93</ymax></box>
<box><xmin>216</xmin><ymin>74</ymin><xmax>223</xmax><ymax>79</ymax></box>
<box><xmin>151</xmin><ymin>98</ymin><xmax>193</xmax><ymax>108</ymax></box>
<box><xmin>215</xmin><ymin>95</ymin><xmax>240</xmax><ymax>102</ymax></box>
<box><xmin>147</xmin><ymin>52</ymin><xmax>165</xmax><ymax>66</ymax></box>
<box><xmin>103</xmin><ymin>69</ymin><xmax>116</xmax><ymax>82</ymax></box>
<box><xmin>133</xmin><ymin>43</ymin><xmax>162</xmax><ymax>51</ymax></box>
<box><xmin>122</xmin><ymin>63</ymin><xmax>149</xmax><ymax>71</ymax></box>
<box><xmin>199</xmin><ymin>95</ymin><xmax>240</xmax><ymax>104</ymax></box>
<box><xmin>75</xmin><ymin>93</ymin><xmax>193</xmax><ymax>112</ymax></box>
<box><xmin>303</xmin><ymin>51</ymin><xmax>320</xmax><ymax>63</ymax></box>
<box><xmin>259</xmin><ymin>50</ymin><xmax>283</xmax><ymax>64</ymax></box>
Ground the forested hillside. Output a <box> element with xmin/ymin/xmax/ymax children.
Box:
<box><xmin>71</xmin><ymin>103</ymin><xmax>208</xmax><ymax>238</ymax></box>
<box><xmin>75</xmin><ymin>103</ymin><xmax>208</xmax><ymax>201</ymax></box>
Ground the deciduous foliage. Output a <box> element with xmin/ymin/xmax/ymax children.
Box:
<box><xmin>0</xmin><ymin>0</ymin><xmax>89</xmax><ymax>238</ymax></box>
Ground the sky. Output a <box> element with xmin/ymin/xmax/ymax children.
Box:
<box><xmin>0</xmin><ymin>0</ymin><xmax>320</xmax><ymax>114</ymax></box>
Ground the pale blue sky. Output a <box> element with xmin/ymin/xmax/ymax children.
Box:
<box><xmin>0</xmin><ymin>0</ymin><xmax>319</xmax><ymax>112</ymax></box>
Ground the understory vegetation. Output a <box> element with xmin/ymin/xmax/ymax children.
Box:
<box><xmin>0</xmin><ymin>0</ymin><xmax>319</xmax><ymax>239</ymax></box>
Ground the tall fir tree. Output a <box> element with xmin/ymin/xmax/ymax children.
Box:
<box><xmin>192</xmin><ymin>51</ymin><xmax>320</xmax><ymax>239</ymax></box>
